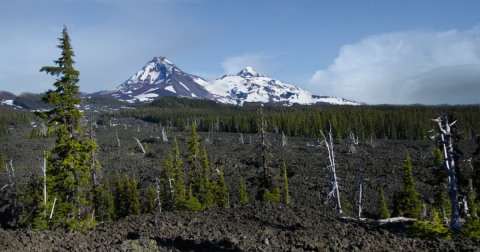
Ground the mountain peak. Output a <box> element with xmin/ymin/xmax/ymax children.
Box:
<box><xmin>152</xmin><ymin>56</ymin><xmax>173</xmax><ymax>65</ymax></box>
<box><xmin>237</xmin><ymin>66</ymin><xmax>267</xmax><ymax>78</ymax></box>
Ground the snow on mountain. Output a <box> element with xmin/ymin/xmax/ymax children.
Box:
<box><xmin>89</xmin><ymin>57</ymin><xmax>362</xmax><ymax>106</ymax></box>
<box><xmin>203</xmin><ymin>67</ymin><xmax>362</xmax><ymax>106</ymax></box>
<box><xmin>90</xmin><ymin>57</ymin><xmax>213</xmax><ymax>102</ymax></box>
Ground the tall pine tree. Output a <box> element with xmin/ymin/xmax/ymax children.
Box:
<box><xmin>35</xmin><ymin>26</ymin><xmax>98</xmax><ymax>230</ymax></box>
<box><xmin>393</xmin><ymin>152</ymin><xmax>422</xmax><ymax>218</ymax></box>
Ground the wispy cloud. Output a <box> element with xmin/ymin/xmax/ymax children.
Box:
<box><xmin>309</xmin><ymin>26</ymin><xmax>480</xmax><ymax>104</ymax></box>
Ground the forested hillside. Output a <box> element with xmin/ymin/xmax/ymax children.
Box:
<box><xmin>112</xmin><ymin>96</ymin><xmax>480</xmax><ymax>140</ymax></box>
<box><xmin>0</xmin><ymin>106</ymin><xmax>33</xmax><ymax>136</ymax></box>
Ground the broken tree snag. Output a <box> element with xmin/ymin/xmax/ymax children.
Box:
<box><xmin>116</xmin><ymin>131</ymin><xmax>120</xmax><ymax>147</ymax></box>
<box><xmin>42</xmin><ymin>152</ymin><xmax>47</xmax><ymax>205</ymax></box>
<box><xmin>350</xmin><ymin>132</ymin><xmax>364</xmax><ymax>219</ymax></box>
<box><xmin>162</xmin><ymin>127</ymin><xmax>168</xmax><ymax>142</ymax></box>
<box><xmin>6</xmin><ymin>161</ymin><xmax>19</xmax><ymax>223</ymax></box>
<box><xmin>168</xmin><ymin>179</ymin><xmax>175</xmax><ymax>211</ymax></box>
<box><xmin>430</xmin><ymin>114</ymin><xmax>464</xmax><ymax>230</ymax></box>
<box><xmin>155</xmin><ymin>177</ymin><xmax>162</xmax><ymax>213</ymax></box>
<box><xmin>320</xmin><ymin>123</ymin><xmax>343</xmax><ymax>214</ymax></box>
<box><xmin>133</xmin><ymin>137</ymin><xmax>146</xmax><ymax>153</ymax></box>
<box><xmin>367</xmin><ymin>217</ymin><xmax>417</xmax><ymax>226</ymax></box>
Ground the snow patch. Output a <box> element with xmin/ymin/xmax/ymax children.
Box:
<box><xmin>179</xmin><ymin>82</ymin><xmax>190</xmax><ymax>91</ymax></box>
<box><xmin>165</xmin><ymin>86</ymin><xmax>176</xmax><ymax>93</ymax></box>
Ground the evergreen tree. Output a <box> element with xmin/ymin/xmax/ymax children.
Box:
<box><xmin>393</xmin><ymin>152</ymin><xmax>422</xmax><ymax>218</ymax></box>
<box><xmin>35</xmin><ymin>26</ymin><xmax>98</xmax><ymax>230</ymax></box>
<box><xmin>466</xmin><ymin>180</ymin><xmax>477</xmax><ymax>218</ymax></box>
<box><xmin>431</xmin><ymin>147</ymin><xmax>451</xmax><ymax>217</ymax></box>
<box><xmin>104</xmin><ymin>179</ymin><xmax>115</xmax><ymax>221</ymax></box>
<box><xmin>171</xmin><ymin>138</ymin><xmax>186</xmax><ymax>204</ymax></box>
<box><xmin>239</xmin><ymin>179</ymin><xmax>248</xmax><ymax>204</ymax></box>
<box><xmin>160</xmin><ymin>138</ymin><xmax>187</xmax><ymax>211</ymax></box>
<box><xmin>176</xmin><ymin>184</ymin><xmax>203</xmax><ymax>211</ymax></box>
<box><xmin>215</xmin><ymin>169</ymin><xmax>228</xmax><ymax>206</ymax></box>
<box><xmin>187</xmin><ymin>124</ymin><xmax>199</xmax><ymax>159</ymax></box>
<box><xmin>128</xmin><ymin>174</ymin><xmax>141</xmax><ymax>215</ymax></box>
<box><xmin>113</xmin><ymin>173</ymin><xmax>125</xmax><ymax>219</ymax></box>
<box><xmin>378</xmin><ymin>186</ymin><xmax>390</xmax><ymax>219</ymax></box>
<box><xmin>281</xmin><ymin>162</ymin><xmax>290</xmax><ymax>204</ymax></box>
<box><xmin>145</xmin><ymin>184</ymin><xmax>156</xmax><ymax>214</ymax></box>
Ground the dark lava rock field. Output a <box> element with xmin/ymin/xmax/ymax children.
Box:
<box><xmin>0</xmin><ymin>119</ymin><xmax>479</xmax><ymax>251</ymax></box>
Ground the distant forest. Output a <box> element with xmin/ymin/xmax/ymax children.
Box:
<box><xmin>12</xmin><ymin>92</ymin><xmax>136</xmax><ymax>110</ymax></box>
<box><xmin>110</xmin><ymin>96</ymin><xmax>480</xmax><ymax>141</ymax></box>
<box><xmin>0</xmin><ymin>106</ymin><xmax>33</xmax><ymax>136</ymax></box>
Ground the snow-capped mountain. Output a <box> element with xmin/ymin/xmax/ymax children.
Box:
<box><xmin>90</xmin><ymin>57</ymin><xmax>213</xmax><ymax>102</ymax></box>
<box><xmin>90</xmin><ymin>57</ymin><xmax>362</xmax><ymax>106</ymax></box>
<box><xmin>202</xmin><ymin>66</ymin><xmax>362</xmax><ymax>106</ymax></box>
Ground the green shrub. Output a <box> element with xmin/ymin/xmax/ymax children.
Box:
<box><xmin>462</xmin><ymin>217</ymin><xmax>480</xmax><ymax>239</ymax></box>
<box><xmin>407</xmin><ymin>220</ymin><xmax>451</xmax><ymax>240</ymax></box>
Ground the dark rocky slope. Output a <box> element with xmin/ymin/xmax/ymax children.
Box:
<box><xmin>0</xmin><ymin>119</ymin><xmax>478</xmax><ymax>251</ymax></box>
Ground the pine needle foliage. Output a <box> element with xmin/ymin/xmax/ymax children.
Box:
<box><xmin>393</xmin><ymin>152</ymin><xmax>422</xmax><ymax>218</ymax></box>
<box><xmin>431</xmin><ymin>147</ymin><xmax>451</xmax><ymax>216</ymax></box>
<box><xmin>282</xmin><ymin>162</ymin><xmax>290</xmax><ymax>204</ymax></box>
<box><xmin>145</xmin><ymin>184</ymin><xmax>156</xmax><ymax>214</ymax></box>
<box><xmin>34</xmin><ymin>26</ymin><xmax>98</xmax><ymax>230</ymax></box>
<box><xmin>378</xmin><ymin>187</ymin><xmax>391</xmax><ymax>219</ymax></box>
<box><xmin>239</xmin><ymin>179</ymin><xmax>249</xmax><ymax>204</ymax></box>
<box><xmin>128</xmin><ymin>174</ymin><xmax>141</xmax><ymax>215</ymax></box>
<box><xmin>214</xmin><ymin>169</ymin><xmax>228</xmax><ymax>207</ymax></box>
<box><xmin>461</xmin><ymin>217</ymin><xmax>480</xmax><ymax>239</ymax></box>
<box><xmin>103</xmin><ymin>179</ymin><xmax>115</xmax><ymax>221</ymax></box>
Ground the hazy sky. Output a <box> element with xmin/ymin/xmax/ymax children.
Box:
<box><xmin>1</xmin><ymin>0</ymin><xmax>479</xmax><ymax>104</ymax></box>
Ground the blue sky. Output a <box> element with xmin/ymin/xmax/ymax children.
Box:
<box><xmin>1</xmin><ymin>0</ymin><xmax>479</xmax><ymax>104</ymax></box>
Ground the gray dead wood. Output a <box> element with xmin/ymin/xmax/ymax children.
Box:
<box><xmin>133</xmin><ymin>137</ymin><xmax>146</xmax><ymax>153</ymax></box>
<box><xmin>320</xmin><ymin>123</ymin><xmax>343</xmax><ymax>214</ymax></box>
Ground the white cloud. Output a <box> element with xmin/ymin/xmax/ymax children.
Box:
<box><xmin>309</xmin><ymin>26</ymin><xmax>480</xmax><ymax>104</ymax></box>
<box><xmin>221</xmin><ymin>53</ymin><xmax>278</xmax><ymax>75</ymax></box>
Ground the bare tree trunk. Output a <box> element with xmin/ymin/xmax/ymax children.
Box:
<box><xmin>320</xmin><ymin>123</ymin><xmax>343</xmax><ymax>214</ymax></box>
<box><xmin>433</xmin><ymin>114</ymin><xmax>461</xmax><ymax>230</ymax></box>
<box><xmin>168</xmin><ymin>179</ymin><xmax>175</xmax><ymax>211</ymax></box>
<box><xmin>116</xmin><ymin>131</ymin><xmax>120</xmax><ymax>147</ymax></box>
<box><xmin>155</xmin><ymin>177</ymin><xmax>162</xmax><ymax>213</ymax></box>
<box><xmin>350</xmin><ymin>132</ymin><xmax>364</xmax><ymax>218</ymax></box>
<box><xmin>50</xmin><ymin>197</ymin><xmax>57</xmax><ymax>219</ymax></box>
<box><xmin>6</xmin><ymin>161</ymin><xmax>19</xmax><ymax>223</ymax></box>
<box><xmin>42</xmin><ymin>153</ymin><xmax>47</xmax><ymax>205</ymax></box>
<box><xmin>133</xmin><ymin>137</ymin><xmax>146</xmax><ymax>153</ymax></box>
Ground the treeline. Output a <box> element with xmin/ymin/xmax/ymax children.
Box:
<box><xmin>111</xmin><ymin>96</ymin><xmax>480</xmax><ymax>140</ymax></box>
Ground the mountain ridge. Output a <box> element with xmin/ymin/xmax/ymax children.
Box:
<box><xmin>85</xmin><ymin>56</ymin><xmax>365</xmax><ymax>106</ymax></box>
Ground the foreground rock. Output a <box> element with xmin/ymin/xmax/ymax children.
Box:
<box><xmin>1</xmin><ymin>202</ymin><xmax>479</xmax><ymax>251</ymax></box>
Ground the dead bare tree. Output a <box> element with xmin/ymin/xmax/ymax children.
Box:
<box><xmin>116</xmin><ymin>131</ymin><xmax>120</xmax><ymax>147</ymax></box>
<box><xmin>5</xmin><ymin>161</ymin><xmax>19</xmax><ymax>223</ymax></box>
<box><xmin>430</xmin><ymin>114</ymin><xmax>472</xmax><ymax>230</ymax></box>
<box><xmin>282</xmin><ymin>131</ymin><xmax>286</xmax><ymax>148</ymax></box>
<box><xmin>162</xmin><ymin>128</ymin><xmax>168</xmax><ymax>142</ymax></box>
<box><xmin>320</xmin><ymin>123</ymin><xmax>343</xmax><ymax>214</ymax></box>
<box><xmin>239</xmin><ymin>133</ymin><xmax>244</xmax><ymax>144</ymax></box>
<box><xmin>349</xmin><ymin>132</ymin><xmax>365</xmax><ymax>218</ymax></box>
<box><xmin>155</xmin><ymin>177</ymin><xmax>162</xmax><ymax>213</ymax></box>
<box><xmin>42</xmin><ymin>152</ymin><xmax>47</xmax><ymax>206</ymax></box>
<box><xmin>168</xmin><ymin>179</ymin><xmax>175</xmax><ymax>211</ymax></box>
<box><xmin>133</xmin><ymin>137</ymin><xmax>146</xmax><ymax>153</ymax></box>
